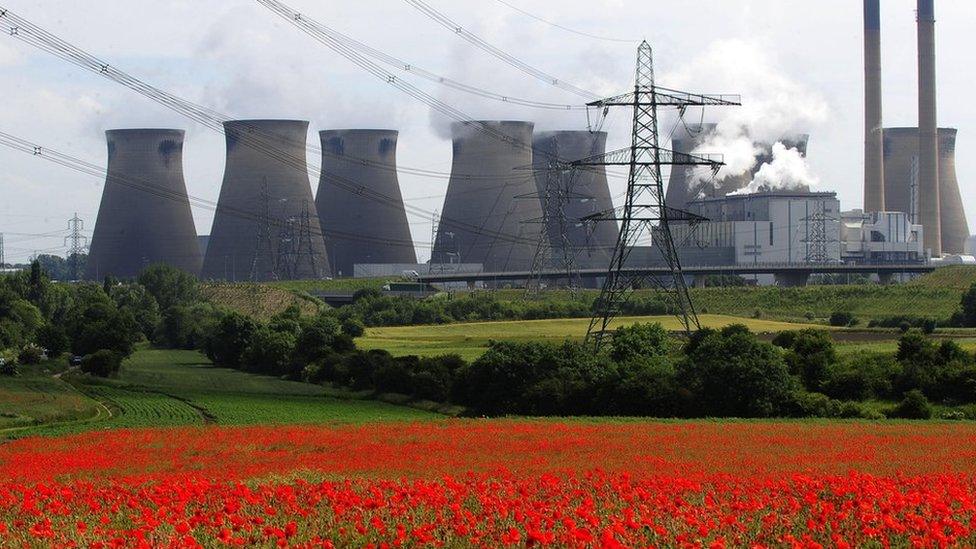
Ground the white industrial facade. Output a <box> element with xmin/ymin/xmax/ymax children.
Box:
<box><xmin>840</xmin><ymin>210</ymin><xmax>924</xmax><ymax>263</ymax></box>
<box><xmin>675</xmin><ymin>192</ymin><xmax>842</xmax><ymax>265</ymax></box>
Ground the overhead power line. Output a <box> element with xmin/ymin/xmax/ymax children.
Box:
<box><xmin>0</xmin><ymin>7</ymin><xmax>541</xmax><ymax>248</ymax></box>
<box><xmin>491</xmin><ymin>0</ymin><xmax>638</xmax><ymax>44</ymax></box>
<box><xmin>402</xmin><ymin>0</ymin><xmax>600</xmax><ymax>100</ymax></box>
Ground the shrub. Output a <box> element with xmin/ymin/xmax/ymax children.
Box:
<box><xmin>887</xmin><ymin>390</ymin><xmax>933</xmax><ymax>420</ymax></box>
<box><xmin>341</xmin><ymin>318</ymin><xmax>366</xmax><ymax>338</ymax></box>
<box><xmin>0</xmin><ymin>349</ymin><xmax>18</xmax><ymax>376</ymax></box>
<box><xmin>829</xmin><ymin>311</ymin><xmax>857</xmax><ymax>327</ymax></box>
<box><xmin>608</xmin><ymin>357</ymin><xmax>678</xmax><ymax>417</ymax></box>
<box><xmin>35</xmin><ymin>323</ymin><xmax>69</xmax><ymax>357</ymax></box>
<box><xmin>80</xmin><ymin>350</ymin><xmax>123</xmax><ymax>378</ymax></box>
<box><xmin>960</xmin><ymin>282</ymin><xmax>976</xmax><ymax>327</ymax></box>
<box><xmin>789</xmin><ymin>391</ymin><xmax>843</xmax><ymax>418</ymax></box>
<box><xmin>204</xmin><ymin>312</ymin><xmax>257</xmax><ymax>369</ymax></box>
<box><xmin>18</xmin><ymin>343</ymin><xmax>45</xmax><ymax>365</ymax></box>
<box><xmin>679</xmin><ymin>325</ymin><xmax>798</xmax><ymax>418</ymax></box>
<box><xmin>241</xmin><ymin>327</ymin><xmax>297</xmax><ymax>377</ymax></box>
<box><xmin>775</xmin><ymin>329</ymin><xmax>836</xmax><ymax>392</ymax></box>
<box><xmin>823</xmin><ymin>352</ymin><xmax>900</xmax><ymax>401</ymax></box>
<box><xmin>609</xmin><ymin>322</ymin><xmax>669</xmax><ymax>363</ymax></box>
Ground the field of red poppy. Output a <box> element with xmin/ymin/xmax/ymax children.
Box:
<box><xmin>3</xmin><ymin>421</ymin><xmax>976</xmax><ymax>547</ymax></box>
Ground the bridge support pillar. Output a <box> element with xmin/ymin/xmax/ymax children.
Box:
<box><xmin>774</xmin><ymin>272</ymin><xmax>810</xmax><ymax>287</ymax></box>
<box><xmin>694</xmin><ymin>275</ymin><xmax>707</xmax><ymax>288</ymax></box>
<box><xmin>878</xmin><ymin>272</ymin><xmax>894</xmax><ymax>285</ymax></box>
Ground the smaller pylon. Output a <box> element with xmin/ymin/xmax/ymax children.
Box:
<box><xmin>64</xmin><ymin>213</ymin><xmax>88</xmax><ymax>281</ymax></box>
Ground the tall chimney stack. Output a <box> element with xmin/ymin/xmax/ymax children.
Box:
<box><xmin>863</xmin><ymin>0</ymin><xmax>885</xmax><ymax>212</ymax></box>
<box><xmin>917</xmin><ymin>0</ymin><xmax>941</xmax><ymax>255</ymax></box>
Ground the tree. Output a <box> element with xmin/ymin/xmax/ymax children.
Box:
<box><xmin>774</xmin><ymin>329</ymin><xmax>837</xmax><ymax>392</ymax></box>
<box><xmin>679</xmin><ymin>325</ymin><xmax>798</xmax><ymax>418</ymax></box>
<box><xmin>109</xmin><ymin>283</ymin><xmax>161</xmax><ymax>339</ymax></box>
<box><xmin>137</xmin><ymin>264</ymin><xmax>198</xmax><ymax>310</ymax></box>
<box><xmin>888</xmin><ymin>389</ymin><xmax>933</xmax><ymax>419</ymax></box>
<box><xmin>241</xmin><ymin>326</ymin><xmax>297</xmax><ymax>377</ymax></box>
<box><xmin>609</xmin><ymin>322</ymin><xmax>669</xmax><ymax>363</ymax></box>
<box><xmin>36</xmin><ymin>323</ymin><xmax>70</xmax><ymax>357</ymax></box>
<box><xmin>80</xmin><ymin>350</ymin><xmax>123</xmax><ymax>377</ymax></box>
<box><xmin>961</xmin><ymin>282</ymin><xmax>976</xmax><ymax>327</ymax></box>
<box><xmin>205</xmin><ymin>312</ymin><xmax>257</xmax><ymax>368</ymax></box>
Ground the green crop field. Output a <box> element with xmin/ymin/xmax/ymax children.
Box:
<box><xmin>358</xmin><ymin>314</ymin><xmax>828</xmax><ymax>360</ymax></box>
<box><xmin>2</xmin><ymin>347</ymin><xmax>438</xmax><ymax>440</ymax></box>
<box><xmin>0</xmin><ymin>362</ymin><xmax>102</xmax><ymax>433</ymax></box>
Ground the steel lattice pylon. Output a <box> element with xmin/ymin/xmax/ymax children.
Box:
<box><xmin>577</xmin><ymin>41</ymin><xmax>740</xmax><ymax>348</ymax></box>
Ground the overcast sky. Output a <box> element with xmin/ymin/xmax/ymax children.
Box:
<box><xmin>0</xmin><ymin>0</ymin><xmax>973</xmax><ymax>263</ymax></box>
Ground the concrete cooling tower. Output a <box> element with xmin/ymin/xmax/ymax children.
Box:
<box><xmin>883</xmin><ymin>127</ymin><xmax>968</xmax><ymax>254</ymax></box>
<box><xmin>665</xmin><ymin>125</ymin><xmax>810</xmax><ymax>209</ymax></box>
<box><xmin>86</xmin><ymin>129</ymin><xmax>202</xmax><ymax>280</ymax></box>
<box><xmin>431</xmin><ymin>121</ymin><xmax>542</xmax><ymax>272</ymax></box>
<box><xmin>316</xmin><ymin>129</ymin><xmax>417</xmax><ymax>277</ymax></box>
<box><xmin>532</xmin><ymin>131</ymin><xmax>618</xmax><ymax>269</ymax></box>
<box><xmin>665</xmin><ymin>123</ymin><xmax>718</xmax><ymax>210</ymax></box>
<box><xmin>201</xmin><ymin>120</ymin><xmax>330</xmax><ymax>281</ymax></box>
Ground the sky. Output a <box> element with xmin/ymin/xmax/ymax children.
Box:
<box><xmin>0</xmin><ymin>0</ymin><xmax>974</xmax><ymax>263</ymax></box>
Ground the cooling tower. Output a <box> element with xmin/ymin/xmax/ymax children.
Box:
<box><xmin>201</xmin><ymin>120</ymin><xmax>330</xmax><ymax>281</ymax></box>
<box><xmin>86</xmin><ymin>129</ymin><xmax>202</xmax><ymax>280</ymax></box>
<box><xmin>863</xmin><ymin>0</ymin><xmax>885</xmax><ymax>212</ymax></box>
<box><xmin>665</xmin><ymin>123</ymin><xmax>718</xmax><ymax>210</ymax></box>
<box><xmin>667</xmin><ymin>127</ymin><xmax>811</xmax><ymax>206</ymax></box>
<box><xmin>316</xmin><ymin>129</ymin><xmax>417</xmax><ymax>277</ymax></box>
<box><xmin>917</xmin><ymin>0</ymin><xmax>941</xmax><ymax>255</ymax></box>
<box><xmin>431</xmin><ymin>121</ymin><xmax>542</xmax><ymax>272</ymax></box>
<box><xmin>532</xmin><ymin>131</ymin><xmax>618</xmax><ymax>269</ymax></box>
<box><xmin>882</xmin><ymin>127</ymin><xmax>968</xmax><ymax>254</ymax></box>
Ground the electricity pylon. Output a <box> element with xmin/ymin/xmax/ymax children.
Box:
<box><xmin>575</xmin><ymin>41</ymin><xmax>740</xmax><ymax>348</ymax></box>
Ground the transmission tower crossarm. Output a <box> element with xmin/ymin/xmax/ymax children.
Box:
<box><xmin>572</xmin><ymin>146</ymin><xmax>725</xmax><ymax>167</ymax></box>
<box><xmin>587</xmin><ymin>88</ymin><xmax>741</xmax><ymax>108</ymax></box>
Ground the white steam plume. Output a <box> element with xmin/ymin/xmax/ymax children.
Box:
<box><xmin>731</xmin><ymin>142</ymin><xmax>819</xmax><ymax>195</ymax></box>
<box><xmin>664</xmin><ymin>39</ymin><xmax>829</xmax><ymax>196</ymax></box>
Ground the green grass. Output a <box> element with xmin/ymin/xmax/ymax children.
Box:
<box><xmin>2</xmin><ymin>347</ymin><xmax>438</xmax><ymax>439</ymax></box>
<box><xmin>0</xmin><ymin>362</ymin><xmax>102</xmax><ymax>432</ymax></box>
<box><xmin>359</xmin><ymin>314</ymin><xmax>827</xmax><ymax>360</ymax></box>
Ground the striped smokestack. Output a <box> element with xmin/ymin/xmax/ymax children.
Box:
<box><xmin>863</xmin><ymin>0</ymin><xmax>885</xmax><ymax>212</ymax></box>
<box><xmin>917</xmin><ymin>0</ymin><xmax>941</xmax><ymax>255</ymax></box>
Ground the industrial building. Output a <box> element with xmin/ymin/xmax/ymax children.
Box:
<box><xmin>201</xmin><ymin>120</ymin><xmax>330</xmax><ymax>281</ymax></box>
<box><xmin>840</xmin><ymin>210</ymin><xmax>924</xmax><ymax>264</ymax></box>
<box><xmin>672</xmin><ymin>191</ymin><xmax>842</xmax><ymax>265</ymax></box>
<box><xmin>531</xmin><ymin>130</ymin><xmax>618</xmax><ymax>269</ymax></box>
<box><xmin>86</xmin><ymin>129</ymin><xmax>202</xmax><ymax>280</ymax></box>
<box><xmin>881</xmin><ymin>127</ymin><xmax>968</xmax><ymax>255</ymax></box>
<box><xmin>316</xmin><ymin>129</ymin><xmax>417</xmax><ymax>277</ymax></box>
<box><xmin>430</xmin><ymin>121</ymin><xmax>543</xmax><ymax>273</ymax></box>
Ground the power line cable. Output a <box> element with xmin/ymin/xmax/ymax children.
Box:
<box><xmin>402</xmin><ymin>0</ymin><xmax>600</xmax><ymax>100</ymax></box>
<box><xmin>491</xmin><ymin>0</ymin><xmax>638</xmax><ymax>44</ymax></box>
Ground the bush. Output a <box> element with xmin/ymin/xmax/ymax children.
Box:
<box><xmin>341</xmin><ymin>318</ymin><xmax>366</xmax><ymax>338</ymax></box>
<box><xmin>679</xmin><ymin>325</ymin><xmax>798</xmax><ymax>418</ymax></box>
<box><xmin>789</xmin><ymin>391</ymin><xmax>843</xmax><ymax>418</ymax></box>
<box><xmin>205</xmin><ymin>312</ymin><xmax>258</xmax><ymax>369</ymax></box>
<box><xmin>960</xmin><ymin>282</ymin><xmax>976</xmax><ymax>327</ymax></box>
<box><xmin>829</xmin><ymin>311</ymin><xmax>857</xmax><ymax>327</ymax></box>
<box><xmin>35</xmin><ymin>323</ymin><xmax>69</xmax><ymax>357</ymax></box>
<box><xmin>607</xmin><ymin>357</ymin><xmax>679</xmax><ymax>417</ymax></box>
<box><xmin>609</xmin><ymin>322</ymin><xmax>669</xmax><ymax>363</ymax></box>
<box><xmin>80</xmin><ymin>350</ymin><xmax>123</xmax><ymax>378</ymax></box>
<box><xmin>18</xmin><ymin>343</ymin><xmax>45</xmax><ymax>365</ymax></box>
<box><xmin>774</xmin><ymin>329</ymin><xmax>836</xmax><ymax>392</ymax></box>
<box><xmin>823</xmin><ymin>352</ymin><xmax>900</xmax><ymax>401</ymax></box>
<box><xmin>0</xmin><ymin>349</ymin><xmax>18</xmax><ymax>376</ymax></box>
<box><xmin>887</xmin><ymin>390</ymin><xmax>933</xmax><ymax>419</ymax></box>
<box><xmin>241</xmin><ymin>327</ymin><xmax>298</xmax><ymax>377</ymax></box>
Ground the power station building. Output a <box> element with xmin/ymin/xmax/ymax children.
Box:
<box><xmin>316</xmin><ymin>129</ymin><xmax>417</xmax><ymax>277</ymax></box>
<box><xmin>840</xmin><ymin>210</ymin><xmax>924</xmax><ymax>264</ymax></box>
<box><xmin>87</xmin><ymin>129</ymin><xmax>202</xmax><ymax>280</ymax></box>
<box><xmin>431</xmin><ymin>121</ymin><xmax>542</xmax><ymax>273</ymax></box>
<box><xmin>201</xmin><ymin>120</ymin><xmax>330</xmax><ymax>281</ymax></box>
<box><xmin>531</xmin><ymin>130</ymin><xmax>618</xmax><ymax>269</ymax></box>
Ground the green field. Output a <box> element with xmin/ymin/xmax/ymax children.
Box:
<box><xmin>2</xmin><ymin>348</ymin><xmax>437</xmax><ymax>439</ymax></box>
<box><xmin>359</xmin><ymin>314</ymin><xmax>829</xmax><ymax>360</ymax></box>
